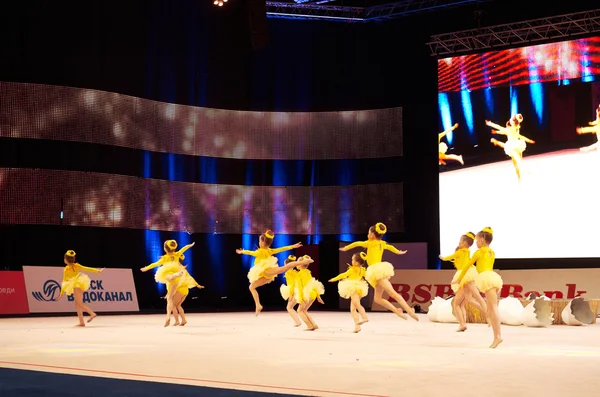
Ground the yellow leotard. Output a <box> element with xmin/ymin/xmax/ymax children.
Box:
<box><xmin>239</xmin><ymin>245</ymin><xmax>297</xmax><ymax>261</ymax></box>
<box><xmin>343</xmin><ymin>240</ymin><xmax>401</xmax><ymax>265</ymax></box>
<box><xmin>458</xmin><ymin>246</ymin><xmax>495</xmax><ymax>281</ymax></box>
<box><xmin>141</xmin><ymin>243</ymin><xmax>194</xmax><ymax>272</ymax></box>
<box><xmin>284</xmin><ymin>269</ymin><xmax>298</xmax><ymax>291</ymax></box>
<box><xmin>330</xmin><ymin>265</ymin><xmax>367</xmax><ymax>282</ymax></box>
<box><xmin>295</xmin><ymin>268</ymin><xmax>324</xmax><ymax>303</ymax></box>
<box><xmin>442</xmin><ymin>248</ymin><xmax>471</xmax><ymax>272</ymax></box>
<box><xmin>63</xmin><ymin>263</ymin><xmax>100</xmax><ymax>282</ymax></box>
<box><xmin>60</xmin><ymin>263</ymin><xmax>101</xmax><ymax>295</ymax></box>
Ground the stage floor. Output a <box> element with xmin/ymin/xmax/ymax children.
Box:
<box><xmin>1</xmin><ymin>312</ymin><xmax>600</xmax><ymax>396</ymax></box>
<box><xmin>440</xmin><ymin>148</ymin><xmax>600</xmax><ymax>258</ymax></box>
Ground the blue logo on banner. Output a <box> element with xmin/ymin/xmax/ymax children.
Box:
<box><xmin>32</xmin><ymin>280</ymin><xmax>62</xmax><ymax>302</ymax></box>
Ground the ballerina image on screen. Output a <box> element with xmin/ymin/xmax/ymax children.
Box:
<box><xmin>486</xmin><ymin>114</ymin><xmax>535</xmax><ymax>181</ymax></box>
<box><xmin>576</xmin><ymin>104</ymin><xmax>600</xmax><ymax>152</ymax></box>
<box><xmin>438</xmin><ymin>123</ymin><xmax>464</xmax><ymax>165</ymax></box>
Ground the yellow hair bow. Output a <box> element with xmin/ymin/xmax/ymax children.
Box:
<box><xmin>65</xmin><ymin>250</ymin><xmax>76</xmax><ymax>257</ymax></box>
<box><xmin>166</xmin><ymin>240</ymin><xmax>178</xmax><ymax>249</ymax></box>
<box><xmin>375</xmin><ymin>222</ymin><xmax>387</xmax><ymax>235</ymax></box>
<box><xmin>265</xmin><ymin>230</ymin><xmax>275</xmax><ymax>239</ymax></box>
<box><xmin>465</xmin><ymin>232</ymin><xmax>475</xmax><ymax>239</ymax></box>
<box><xmin>482</xmin><ymin>227</ymin><xmax>493</xmax><ymax>234</ymax></box>
<box><xmin>288</xmin><ymin>255</ymin><xmax>297</xmax><ymax>261</ymax></box>
<box><xmin>359</xmin><ymin>252</ymin><xmax>367</xmax><ymax>260</ymax></box>
<box><xmin>302</xmin><ymin>255</ymin><xmax>312</xmax><ymax>260</ymax></box>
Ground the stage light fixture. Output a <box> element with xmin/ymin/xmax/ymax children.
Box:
<box><xmin>214</xmin><ymin>0</ymin><xmax>227</xmax><ymax>6</ymax></box>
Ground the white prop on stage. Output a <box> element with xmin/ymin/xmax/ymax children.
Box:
<box><xmin>498</xmin><ymin>297</ymin><xmax>524</xmax><ymax>326</ymax></box>
<box><xmin>521</xmin><ymin>297</ymin><xmax>553</xmax><ymax>327</ymax></box>
<box><xmin>561</xmin><ymin>297</ymin><xmax>594</xmax><ymax>326</ymax></box>
<box><xmin>440</xmin><ymin>149</ymin><xmax>600</xmax><ymax>259</ymax></box>
<box><xmin>427</xmin><ymin>297</ymin><xmax>457</xmax><ymax>323</ymax></box>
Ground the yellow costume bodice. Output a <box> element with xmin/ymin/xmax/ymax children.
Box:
<box><xmin>239</xmin><ymin>245</ymin><xmax>297</xmax><ymax>261</ymax></box>
<box><xmin>442</xmin><ymin>248</ymin><xmax>471</xmax><ymax>271</ymax></box>
<box><xmin>344</xmin><ymin>240</ymin><xmax>401</xmax><ymax>265</ymax></box>
<box><xmin>284</xmin><ymin>269</ymin><xmax>298</xmax><ymax>290</ymax></box>
<box><xmin>458</xmin><ymin>246</ymin><xmax>495</xmax><ymax>281</ymax></box>
<box><xmin>63</xmin><ymin>263</ymin><xmax>100</xmax><ymax>282</ymax></box>
<box><xmin>142</xmin><ymin>243</ymin><xmax>194</xmax><ymax>271</ymax></box>
<box><xmin>330</xmin><ymin>266</ymin><xmax>366</xmax><ymax>282</ymax></box>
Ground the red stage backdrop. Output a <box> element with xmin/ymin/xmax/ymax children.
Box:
<box><xmin>0</xmin><ymin>271</ymin><xmax>30</xmax><ymax>314</ymax></box>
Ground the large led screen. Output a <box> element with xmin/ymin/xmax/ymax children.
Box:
<box><xmin>0</xmin><ymin>82</ymin><xmax>403</xmax><ymax>160</ymax></box>
<box><xmin>438</xmin><ymin>37</ymin><xmax>600</xmax><ymax>259</ymax></box>
<box><xmin>0</xmin><ymin>168</ymin><xmax>404</xmax><ymax>234</ymax></box>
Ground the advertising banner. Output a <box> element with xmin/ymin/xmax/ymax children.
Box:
<box><xmin>0</xmin><ymin>271</ymin><xmax>30</xmax><ymax>314</ymax></box>
<box><xmin>22</xmin><ymin>266</ymin><xmax>139</xmax><ymax>313</ymax></box>
<box><xmin>373</xmin><ymin>268</ymin><xmax>600</xmax><ymax>311</ymax></box>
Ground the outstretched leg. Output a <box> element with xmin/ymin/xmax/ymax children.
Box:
<box><xmin>373</xmin><ymin>283</ymin><xmax>406</xmax><ymax>320</ymax></box>
<box><xmin>452</xmin><ymin>289</ymin><xmax>467</xmax><ymax>331</ymax></box>
<box><xmin>441</xmin><ymin>154</ymin><xmax>464</xmax><ymax>165</ymax></box>
<box><xmin>378</xmin><ymin>278</ymin><xmax>419</xmax><ymax>321</ymax></box>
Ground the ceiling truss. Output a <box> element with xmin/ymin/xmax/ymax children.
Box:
<box><xmin>428</xmin><ymin>8</ymin><xmax>600</xmax><ymax>56</ymax></box>
<box><xmin>266</xmin><ymin>0</ymin><xmax>492</xmax><ymax>23</ymax></box>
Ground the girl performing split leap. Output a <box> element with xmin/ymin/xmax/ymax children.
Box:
<box><xmin>457</xmin><ymin>227</ymin><xmax>503</xmax><ymax>348</ymax></box>
<box><xmin>329</xmin><ymin>252</ymin><xmax>370</xmax><ymax>333</ymax></box>
<box><xmin>294</xmin><ymin>255</ymin><xmax>325</xmax><ymax>331</ymax></box>
<box><xmin>236</xmin><ymin>230</ymin><xmax>302</xmax><ymax>315</ymax></box>
<box><xmin>439</xmin><ymin>232</ymin><xmax>488</xmax><ymax>332</ymax></box>
<box><xmin>280</xmin><ymin>255</ymin><xmax>302</xmax><ymax>327</ymax></box>
<box><xmin>576</xmin><ymin>104</ymin><xmax>600</xmax><ymax>152</ymax></box>
<box><xmin>486</xmin><ymin>114</ymin><xmax>535</xmax><ymax>181</ymax></box>
<box><xmin>340</xmin><ymin>222</ymin><xmax>419</xmax><ymax>321</ymax></box>
<box><xmin>57</xmin><ymin>250</ymin><xmax>104</xmax><ymax>327</ymax></box>
<box><xmin>439</xmin><ymin>123</ymin><xmax>464</xmax><ymax>165</ymax></box>
<box><xmin>141</xmin><ymin>239</ymin><xmax>195</xmax><ymax>326</ymax></box>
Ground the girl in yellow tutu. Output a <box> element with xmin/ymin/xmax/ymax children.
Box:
<box><xmin>170</xmin><ymin>257</ymin><xmax>204</xmax><ymax>326</ymax></box>
<box><xmin>486</xmin><ymin>114</ymin><xmax>535</xmax><ymax>181</ymax></box>
<box><xmin>457</xmin><ymin>227</ymin><xmax>502</xmax><ymax>348</ymax></box>
<box><xmin>141</xmin><ymin>239</ymin><xmax>195</xmax><ymax>326</ymax></box>
<box><xmin>236</xmin><ymin>229</ymin><xmax>302</xmax><ymax>315</ymax></box>
<box><xmin>340</xmin><ymin>222</ymin><xmax>418</xmax><ymax>321</ymax></box>
<box><xmin>329</xmin><ymin>252</ymin><xmax>369</xmax><ymax>333</ymax></box>
<box><xmin>294</xmin><ymin>255</ymin><xmax>324</xmax><ymax>331</ymax></box>
<box><xmin>576</xmin><ymin>104</ymin><xmax>600</xmax><ymax>152</ymax></box>
<box><xmin>439</xmin><ymin>123</ymin><xmax>464</xmax><ymax>165</ymax></box>
<box><xmin>280</xmin><ymin>255</ymin><xmax>302</xmax><ymax>327</ymax></box>
<box><xmin>57</xmin><ymin>250</ymin><xmax>104</xmax><ymax>327</ymax></box>
<box><xmin>439</xmin><ymin>232</ymin><xmax>488</xmax><ymax>332</ymax></box>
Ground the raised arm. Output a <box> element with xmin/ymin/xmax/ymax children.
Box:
<box><xmin>518</xmin><ymin>134</ymin><xmax>535</xmax><ymax>144</ymax></box>
<box><xmin>384</xmin><ymin>243</ymin><xmax>407</xmax><ymax>255</ymax></box>
<box><xmin>339</xmin><ymin>241</ymin><xmax>368</xmax><ymax>251</ymax></box>
<box><xmin>269</xmin><ymin>243</ymin><xmax>301</xmax><ymax>255</ymax></box>
<box><xmin>577</xmin><ymin>126</ymin><xmax>600</xmax><ymax>135</ymax></box>
<box><xmin>440</xmin><ymin>251</ymin><xmax>460</xmax><ymax>262</ymax></box>
<box><xmin>176</xmin><ymin>242</ymin><xmax>195</xmax><ymax>257</ymax></box>
<box><xmin>329</xmin><ymin>269</ymin><xmax>350</xmax><ymax>282</ymax></box>
<box><xmin>141</xmin><ymin>256</ymin><xmax>166</xmax><ymax>272</ymax></box>
<box><xmin>236</xmin><ymin>249</ymin><xmax>258</xmax><ymax>257</ymax></box>
<box><xmin>485</xmin><ymin>120</ymin><xmax>506</xmax><ymax>132</ymax></box>
<box><xmin>77</xmin><ymin>264</ymin><xmax>102</xmax><ymax>273</ymax></box>
<box><xmin>438</xmin><ymin>123</ymin><xmax>458</xmax><ymax>142</ymax></box>
<box><xmin>457</xmin><ymin>250</ymin><xmax>480</xmax><ymax>282</ymax></box>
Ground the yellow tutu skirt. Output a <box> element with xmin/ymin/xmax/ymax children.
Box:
<box><xmin>155</xmin><ymin>261</ymin><xmax>182</xmax><ymax>284</ymax></box>
<box><xmin>61</xmin><ymin>273</ymin><xmax>91</xmax><ymax>296</ymax></box>
<box><xmin>338</xmin><ymin>279</ymin><xmax>369</xmax><ymax>299</ymax></box>
<box><xmin>295</xmin><ymin>278</ymin><xmax>325</xmax><ymax>303</ymax></box>
<box><xmin>439</xmin><ymin>142</ymin><xmax>448</xmax><ymax>154</ymax></box>
<box><xmin>450</xmin><ymin>267</ymin><xmax>478</xmax><ymax>293</ymax></box>
<box><xmin>365</xmin><ymin>262</ymin><xmax>395</xmax><ymax>287</ymax></box>
<box><xmin>174</xmin><ymin>272</ymin><xmax>200</xmax><ymax>296</ymax></box>
<box><xmin>280</xmin><ymin>285</ymin><xmax>291</xmax><ymax>300</ymax></box>
<box><xmin>247</xmin><ymin>256</ymin><xmax>279</xmax><ymax>284</ymax></box>
<box><xmin>504</xmin><ymin>138</ymin><xmax>526</xmax><ymax>156</ymax></box>
<box><xmin>476</xmin><ymin>270</ymin><xmax>503</xmax><ymax>293</ymax></box>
